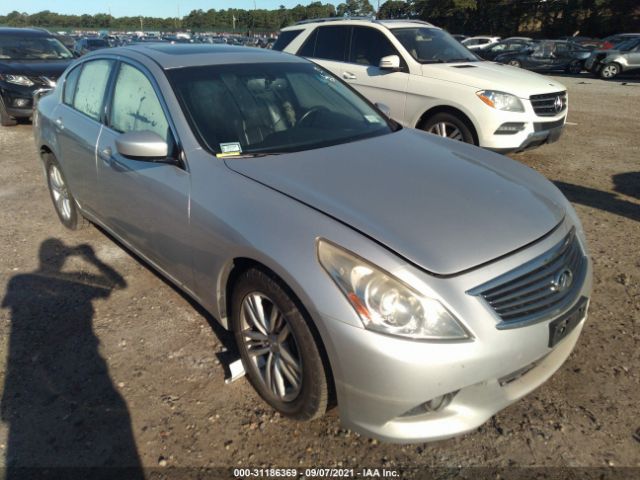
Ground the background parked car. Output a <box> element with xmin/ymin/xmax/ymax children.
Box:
<box><xmin>73</xmin><ymin>37</ymin><xmax>110</xmax><ymax>56</ymax></box>
<box><xmin>451</xmin><ymin>34</ymin><xmax>468</xmax><ymax>43</ymax></box>
<box><xmin>585</xmin><ymin>37</ymin><xmax>640</xmax><ymax>79</ymax></box>
<box><xmin>461</xmin><ymin>36</ymin><xmax>501</xmax><ymax>50</ymax></box>
<box><xmin>280</xmin><ymin>19</ymin><xmax>569</xmax><ymax>153</ymax></box>
<box><xmin>476</xmin><ymin>38</ymin><xmax>534</xmax><ymax>61</ymax></box>
<box><xmin>601</xmin><ymin>33</ymin><xmax>640</xmax><ymax>49</ymax></box>
<box><xmin>495</xmin><ymin>40</ymin><xmax>591</xmax><ymax>73</ymax></box>
<box><xmin>0</xmin><ymin>27</ymin><xmax>75</xmax><ymax>126</ymax></box>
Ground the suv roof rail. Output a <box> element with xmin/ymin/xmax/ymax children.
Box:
<box><xmin>374</xmin><ymin>19</ymin><xmax>433</xmax><ymax>26</ymax></box>
<box><xmin>294</xmin><ymin>16</ymin><xmax>375</xmax><ymax>25</ymax></box>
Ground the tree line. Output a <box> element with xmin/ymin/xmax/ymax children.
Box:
<box><xmin>0</xmin><ymin>0</ymin><xmax>638</xmax><ymax>36</ymax></box>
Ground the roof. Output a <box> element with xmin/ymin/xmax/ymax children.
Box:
<box><xmin>85</xmin><ymin>44</ymin><xmax>306</xmax><ymax>69</ymax></box>
<box><xmin>285</xmin><ymin>17</ymin><xmax>436</xmax><ymax>31</ymax></box>
<box><xmin>0</xmin><ymin>27</ymin><xmax>53</xmax><ymax>37</ymax></box>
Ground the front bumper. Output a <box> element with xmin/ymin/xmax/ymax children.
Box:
<box><xmin>490</xmin><ymin>122</ymin><xmax>565</xmax><ymax>154</ymax></box>
<box><xmin>1</xmin><ymin>84</ymin><xmax>51</xmax><ymax>119</ymax></box>
<box><xmin>321</xmin><ymin>224</ymin><xmax>592</xmax><ymax>443</ymax></box>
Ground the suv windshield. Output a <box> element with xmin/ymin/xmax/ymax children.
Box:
<box><xmin>391</xmin><ymin>27</ymin><xmax>478</xmax><ymax>63</ymax></box>
<box><xmin>169</xmin><ymin>62</ymin><xmax>395</xmax><ymax>155</ymax></box>
<box><xmin>0</xmin><ymin>35</ymin><xmax>73</xmax><ymax>60</ymax></box>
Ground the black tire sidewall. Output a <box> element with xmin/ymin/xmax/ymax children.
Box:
<box><xmin>44</xmin><ymin>155</ymin><xmax>82</xmax><ymax>230</ymax></box>
<box><xmin>230</xmin><ymin>268</ymin><xmax>328</xmax><ymax>420</ymax></box>
<box><xmin>421</xmin><ymin>112</ymin><xmax>475</xmax><ymax>144</ymax></box>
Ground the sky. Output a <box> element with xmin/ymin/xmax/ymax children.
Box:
<box><xmin>0</xmin><ymin>1</ymin><xmax>342</xmax><ymax>18</ymax></box>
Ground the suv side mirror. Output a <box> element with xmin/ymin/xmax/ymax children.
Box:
<box><xmin>379</xmin><ymin>55</ymin><xmax>401</xmax><ymax>71</ymax></box>
<box><xmin>115</xmin><ymin>131</ymin><xmax>169</xmax><ymax>160</ymax></box>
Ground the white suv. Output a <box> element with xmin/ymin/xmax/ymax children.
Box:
<box><xmin>277</xmin><ymin>19</ymin><xmax>568</xmax><ymax>153</ymax></box>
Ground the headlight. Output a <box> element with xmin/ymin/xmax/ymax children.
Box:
<box><xmin>476</xmin><ymin>90</ymin><xmax>524</xmax><ymax>112</ymax></box>
<box><xmin>0</xmin><ymin>74</ymin><xmax>34</xmax><ymax>87</ymax></box>
<box><xmin>317</xmin><ymin>240</ymin><xmax>470</xmax><ymax>340</ymax></box>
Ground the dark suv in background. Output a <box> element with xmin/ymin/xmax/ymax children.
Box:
<box><xmin>0</xmin><ymin>27</ymin><xmax>75</xmax><ymax>126</ymax></box>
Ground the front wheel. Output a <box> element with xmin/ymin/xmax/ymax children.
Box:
<box><xmin>420</xmin><ymin>112</ymin><xmax>475</xmax><ymax>144</ymax></box>
<box><xmin>599</xmin><ymin>62</ymin><xmax>620</xmax><ymax>79</ymax></box>
<box><xmin>231</xmin><ymin>268</ymin><xmax>330</xmax><ymax>420</ymax></box>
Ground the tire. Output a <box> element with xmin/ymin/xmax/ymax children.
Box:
<box><xmin>231</xmin><ymin>268</ymin><xmax>329</xmax><ymax>421</ymax></box>
<box><xmin>0</xmin><ymin>97</ymin><xmax>17</xmax><ymax>127</ymax></box>
<box><xmin>44</xmin><ymin>153</ymin><xmax>90</xmax><ymax>230</ymax></box>
<box><xmin>420</xmin><ymin>112</ymin><xmax>476</xmax><ymax>144</ymax></box>
<box><xmin>599</xmin><ymin>62</ymin><xmax>620</xmax><ymax>79</ymax></box>
<box><xmin>507</xmin><ymin>59</ymin><xmax>521</xmax><ymax>68</ymax></box>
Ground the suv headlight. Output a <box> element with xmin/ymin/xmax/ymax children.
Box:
<box><xmin>476</xmin><ymin>90</ymin><xmax>524</xmax><ymax>112</ymax></box>
<box><xmin>317</xmin><ymin>240</ymin><xmax>470</xmax><ymax>340</ymax></box>
<box><xmin>0</xmin><ymin>74</ymin><xmax>34</xmax><ymax>87</ymax></box>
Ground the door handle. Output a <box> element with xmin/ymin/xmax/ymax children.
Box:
<box><xmin>342</xmin><ymin>72</ymin><xmax>357</xmax><ymax>80</ymax></box>
<box><xmin>54</xmin><ymin>117</ymin><xmax>64</xmax><ymax>129</ymax></box>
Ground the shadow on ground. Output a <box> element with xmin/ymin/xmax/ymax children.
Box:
<box><xmin>0</xmin><ymin>239</ymin><xmax>144</xmax><ymax>478</ymax></box>
<box><xmin>555</xmin><ymin>172</ymin><xmax>640</xmax><ymax>222</ymax></box>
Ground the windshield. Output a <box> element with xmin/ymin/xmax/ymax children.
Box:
<box><xmin>0</xmin><ymin>35</ymin><xmax>73</xmax><ymax>60</ymax></box>
<box><xmin>392</xmin><ymin>27</ymin><xmax>479</xmax><ymax>63</ymax></box>
<box><xmin>169</xmin><ymin>62</ymin><xmax>395</xmax><ymax>156</ymax></box>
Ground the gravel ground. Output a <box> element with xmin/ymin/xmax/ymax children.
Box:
<box><xmin>0</xmin><ymin>74</ymin><xmax>638</xmax><ymax>478</ymax></box>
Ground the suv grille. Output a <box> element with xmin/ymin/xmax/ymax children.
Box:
<box><xmin>469</xmin><ymin>229</ymin><xmax>586</xmax><ymax>327</ymax></box>
<box><xmin>530</xmin><ymin>91</ymin><xmax>567</xmax><ymax>117</ymax></box>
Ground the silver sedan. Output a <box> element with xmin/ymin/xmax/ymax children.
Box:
<box><xmin>34</xmin><ymin>44</ymin><xmax>592</xmax><ymax>443</ymax></box>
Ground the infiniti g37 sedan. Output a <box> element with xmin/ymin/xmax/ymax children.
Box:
<box><xmin>34</xmin><ymin>44</ymin><xmax>592</xmax><ymax>443</ymax></box>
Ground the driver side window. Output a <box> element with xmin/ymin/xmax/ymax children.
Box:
<box><xmin>109</xmin><ymin>63</ymin><xmax>171</xmax><ymax>143</ymax></box>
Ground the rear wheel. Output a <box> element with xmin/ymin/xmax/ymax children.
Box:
<box><xmin>600</xmin><ymin>62</ymin><xmax>620</xmax><ymax>79</ymax></box>
<box><xmin>231</xmin><ymin>268</ymin><xmax>329</xmax><ymax>420</ymax></box>
<box><xmin>507</xmin><ymin>59</ymin><xmax>521</xmax><ymax>68</ymax></box>
<box><xmin>0</xmin><ymin>97</ymin><xmax>17</xmax><ymax>127</ymax></box>
<box><xmin>420</xmin><ymin>112</ymin><xmax>475</xmax><ymax>144</ymax></box>
<box><xmin>44</xmin><ymin>154</ymin><xmax>90</xmax><ymax>230</ymax></box>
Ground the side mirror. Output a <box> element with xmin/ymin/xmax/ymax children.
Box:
<box><xmin>375</xmin><ymin>102</ymin><xmax>392</xmax><ymax>118</ymax></box>
<box><xmin>115</xmin><ymin>131</ymin><xmax>169</xmax><ymax>160</ymax></box>
<box><xmin>379</xmin><ymin>55</ymin><xmax>401</xmax><ymax>71</ymax></box>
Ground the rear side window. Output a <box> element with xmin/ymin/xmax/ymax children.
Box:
<box><xmin>73</xmin><ymin>59</ymin><xmax>113</xmax><ymax>120</ymax></box>
<box><xmin>350</xmin><ymin>27</ymin><xmax>397</xmax><ymax>66</ymax></box>
<box><xmin>300</xmin><ymin>26</ymin><xmax>349</xmax><ymax>62</ymax></box>
<box><xmin>63</xmin><ymin>65</ymin><xmax>81</xmax><ymax>105</ymax></box>
<box><xmin>109</xmin><ymin>63</ymin><xmax>170</xmax><ymax>142</ymax></box>
<box><xmin>272</xmin><ymin>30</ymin><xmax>303</xmax><ymax>51</ymax></box>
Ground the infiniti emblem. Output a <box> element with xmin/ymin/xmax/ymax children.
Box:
<box><xmin>554</xmin><ymin>96</ymin><xmax>564</xmax><ymax>113</ymax></box>
<box><xmin>551</xmin><ymin>269</ymin><xmax>573</xmax><ymax>293</ymax></box>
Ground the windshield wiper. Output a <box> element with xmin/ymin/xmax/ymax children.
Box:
<box><xmin>223</xmin><ymin>152</ymin><xmax>287</xmax><ymax>159</ymax></box>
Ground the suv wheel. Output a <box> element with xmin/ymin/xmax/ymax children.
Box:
<box><xmin>231</xmin><ymin>268</ymin><xmax>330</xmax><ymax>420</ymax></box>
<box><xmin>600</xmin><ymin>62</ymin><xmax>620</xmax><ymax>79</ymax></box>
<box><xmin>0</xmin><ymin>97</ymin><xmax>17</xmax><ymax>127</ymax></box>
<box><xmin>44</xmin><ymin>154</ymin><xmax>90</xmax><ymax>230</ymax></box>
<box><xmin>421</xmin><ymin>112</ymin><xmax>475</xmax><ymax>144</ymax></box>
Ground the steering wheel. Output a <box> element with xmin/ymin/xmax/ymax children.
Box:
<box><xmin>298</xmin><ymin>106</ymin><xmax>329</xmax><ymax>127</ymax></box>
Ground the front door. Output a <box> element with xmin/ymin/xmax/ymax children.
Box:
<box><xmin>96</xmin><ymin>61</ymin><xmax>192</xmax><ymax>286</ymax></box>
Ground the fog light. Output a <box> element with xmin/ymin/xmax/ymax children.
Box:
<box><xmin>13</xmin><ymin>98</ymin><xmax>30</xmax><ymax>108</ymax></box>
<box><xmin>400</xmin><ymin>390</ymin><xmax>459</xmax><ymax>417</ymax></box>
<box><xmin>494</xmin><ymin>122</ymin><xmax>525</xmax><ymax>135</ymax></box>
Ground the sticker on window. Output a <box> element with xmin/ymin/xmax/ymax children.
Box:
<box><xmin>364</xmin><ymin>115</ymin><xmax>382</xmax><ymax>124</ymax></box>
<box><xmin>217</xmin><ymin>142</ymin><xmax>242</xmax><ymax>158</ymax></box>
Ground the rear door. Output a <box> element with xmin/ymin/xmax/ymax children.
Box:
<box><xmin>55</xmin><ymin>59</ymin><xmax>114</xmax><ymax>214</ymax></box>
<box><xmin>95</xmin><ymin>60</ymin><xmax>192</xmax><ymax>285</ymax></box>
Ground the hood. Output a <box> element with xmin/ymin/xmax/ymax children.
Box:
<box><xmin>421</xmin><ymin>61</ymin><xmax>566</xmax><ymax>97</ymax></box>
<box><xmin>0</xmin><ymin>59</ymin><xmax>73</xmax><ymax>81</ymax></box>
<box><xmin>225</xmin><ymin>129</ymin><xmax>566</xmax><ymax>275</ymax></box>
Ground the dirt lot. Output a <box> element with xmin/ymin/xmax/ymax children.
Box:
<box><xmin>0</xmin><ymin>74</ymin><xmax>638</xmax><ymax>478</ymax></box>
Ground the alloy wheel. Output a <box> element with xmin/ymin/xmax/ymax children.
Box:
<box><xmin>428</xmin><ymin>122</ymin><xmax>464</xmax><ymax>141</ymax></box>
<box><xmin>601</xmin><ymin>64</ymin><xmax>618</xmax><ymax>78</ymax></box>
<box><xmin>240</xmin><ymin>292</ymin><xmax>303</xmax><ymax>402</ymax></box>
<box><xmin>49</xmin><ymin>164</ymin><xmax>72</xmax><ymax>221</ymax></box>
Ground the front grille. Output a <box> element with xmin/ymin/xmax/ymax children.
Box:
<box><xmin>469</xmin><ymin>229</ymin><xmax>586</xmax><ymax>327</ymax></box>
<box><xmin>534</xmin><ymin>118</ymin><xmax>565</xmax><ymax>131</ymax></box>
<box><xmin>530</xmin><ymin>91</ymin><xmax>567</xmax><ymax>117</ymax></box>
